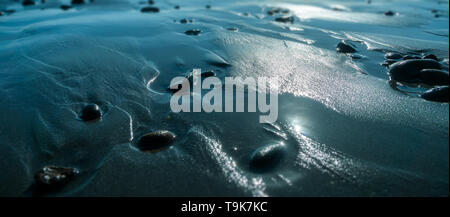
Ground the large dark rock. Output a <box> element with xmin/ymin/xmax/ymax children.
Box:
<box><xmin>419</xmin><ymin>69</ymin><xmax>449</xmax><ymax>86</ymax></box>
<box><xmin>385</xmin><ymin>52</ymin><xmax>403</xmax><ymax>60</ymax></box>
<box><xmin>421</xmin><ymin>86</ymin><xmax>449</xmax><ymax>103</ymax></box>
<box><xmin>136</xmin><ymin>130</ymin><xmax>176</xmax><ymax>152</ymax></box>
<box><xmin>336</xmin><ymin>41</ymin><xmax>357</xmax><ymax>53</ymax></box>
<box><xmin>80</xmin><ymin>104</ymin><xmax>102</xmax><ymax>122</ymax></box>
<box><xmin>249</xmin><ymin>143</ymin><xmax>285</xmax><ymax>172</ymax></box>
<box><xmin>388</xmin><ymin>59</ymin><xmax>442</xmax><ymax>83</ymax></box>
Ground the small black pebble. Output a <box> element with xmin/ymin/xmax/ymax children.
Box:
<box><xmin>185</xmin><ymin>29</ymin><xmax>201</xmax><ymax>36</ymax></box>
<box><xmin>421</xmin><ymin>86</ymin><xmax>449</xmax><ymax>103</ymax></box>
<box><xmin>336</xmin><ymin>41</ymin><xmax>357</xmax><ymax>53</ymax></box>
<box><xmin>384</xmin><ymin>11</ymin><xmax>395</xmax><ymax>16</ymax></box>
<box><xmin>148</xmin><ymin>0</ymin><xmax>154</xmax><ymax>5</ymax></box>
<box><xmin>422</xmin><ymin>54</ymin><xmax>438</xmax><ymax>61</ymax></box>
<box><xmin>137</xmin><ymin>130</ymin><xmax>176</xmax><ymax>152</ymax></box>
<box><xmin>180</xmin><ymin>18</ymin><xmax>194</xmax><ymax>24</ymax></box>
<box><xmin>275</xmin><ymin>16</ymin><xmax>294</xmax><ymax>23</ymax></box>
<box><xmin>226</xmin><ymin>27</ymin><xmax>238</xmax><ymax>32</ymax></box>
<box><xmin>22</xmin><ymin>0</ymin><xmax>35</xmax><ymax>6</ymax></box>
<box><xmin>174</xmin><ymin>5</ymin><xmax>180</xmax><ymax>9</ymax></box>
<box><xmin>60</xmin><ymin>5</ymin><xmax>73</xmax><ymax>10</ymax></box>
<box><xmin>141</xmin><ymin>6</ymin><xmax>159</xmax><ymax>13</ymax></box>
<box><xmin>80</xmin><ymin>104</ymin><xmax>102</xmax><ymax>122</ymax></box>
<box><xmin>385</xmin><ymin>52</ymin><xmax>403</xmax><ymax>60</ymax></box>
<box><xmin>71</xmin><ymin>0</ymin><xmax>85</xmax><ymax>4</ymax></box>
<box><xmin>31</xmin><ymin>166</ymin><xmax>80</xmax><ymax>194</ymax></box>
<box><xmin>205</xmin><ymin>5</ymin><xmax>211</xmax><ymax>9</ymax></box>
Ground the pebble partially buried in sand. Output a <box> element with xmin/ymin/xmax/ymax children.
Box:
<box><xmin>80</xmin><ymin>104</ymin><xmax>102</xmax><ymax>122</ymax></box>
<box><xmin>249</xmin><ymin>143</ymin><xmax>285</xmax><ymax>172</ymax></box>
<box><xmin>136</xmin><ymin>130</ymin><xmax>176</xmax><ymax>153</ymax></box>
<box><xmin>185</xmin><ymin>29</ymin><xmax>202</xmax><ymax>36</ymax></box>
<box><xmin>419</xmin><ymin>69</ymin><xmax>449</xmax><ymax>86</ymax></box>
<box><xmin>421</xmin><ymin>86</ymin><xmax>449</xmax><ymax>103</ymax></box>
<box><xmin>336</xmin><ymin>41</ymin><xmax>357</xmax><ymax>53</ymax></box>
<box><xmin>31</xmin><ymin>166</ymin><xmax>80</xmax><ymax>195</ymax></box>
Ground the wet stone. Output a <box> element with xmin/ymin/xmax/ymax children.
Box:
<box><xmin>60</xmin><ymin>5</ymin><xmax>73</xmax><ymax>10</ymax></box>
<box><xmin>22</xmin><ymin>0</ymin><xmax>35</xmax><ymax>6</ymax></box>
<box><xmin>32</xmin><ymin>166</ymin><xmax>80</xmax><ymax>194</ymax></box>
<box><xmin>275</xmin><ymin>16</ymin><xmax>294</xmax><ymax>23</ymax></box>
<box><xmin>227</xmin><ymin>27</ymin><xmax>239</xmax><ymax>32</ymax></box>
<box><xmin>71</xmin><ymin>0</ymin><xmax>85</xmax><ymax>4</ymax></box>
<box><xmin>249</xmin><ymin>143</ymin><xmax>285</xmax><ymax>172</ymax></box>
<box><xmin>141</xmin><ymin>6</ymin><xmax>159</xmax><ymax>13</ymax></box>
<box><xmin>384</xmin><ymin>10</ymin><xmax>395</xmax><ymax>16</ymax></box>
<box><xmin>336</xmin><ymin>41</ymin><xmax>357</xmax><ymax>53</ymax></box>
<box><xmin>205</xmin><ymin>5</ymin><xmax>211</xmax><ymax>9</ymax></box>
<box><xmin>389</xmin><ymin>59</ymin><xmax>442</xmax><ymax>83</ymax></box>
<box><xmin>148</xmin><ymin>0</ymin><xmax>154</xmax><ymax>5</ymax></box>
<box><xmin>185</xmin><ymin>29</ymin><xmax>202</xmax><ymax>36</ymax></box>
<box><xmin>136</xmin><ymin>130</ymin><xmax>176</xmax><ymax>152</ymax></box>
<box><xmin>80</xmin><ymin>104</ymin><xmax>102</xmax><ymax>122</ymax></box>
<box><xmin>422</xmin><ymin>54</ymin><xmax>438</xmax><ymax>61</ymax></box>
<box><xmin>419</xmin><ymin>69</ymin><xmax>449</xmax><ymax>86</ymax></box>
<box><xmin>180</xmin><ymin>18</ymin><xmax>194</xmax><ymax>24</ymax></box>
<box><xmin>421</xmin><ymin>86</ymin><xmax>449</xmax><ymax>103</ymax></box>
<box><xmin>385</xmin><ymin>52</ymin><xmax>403</xmax><ymax>60</ymax></box>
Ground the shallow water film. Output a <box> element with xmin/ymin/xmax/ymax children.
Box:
<box><xmin>0</xmin><ymin>0</ymin><xmax>448</xmax><ymax>196</ymax></box>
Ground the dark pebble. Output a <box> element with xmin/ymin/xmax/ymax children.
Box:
<box><xmin>267</xmin><ymin>8</ymin><xmax>281</xmax><ymax>16</ymax></box>
<box><xmin>249</xmin><ymin>143</ymin><xmax>285</xmax><ymax>172</ymax></box>
<box><xmin>136</xmin><ymin>130</ymin><xmax>176</xmax><ymax>152</ymax></box>
<box><xmin>80</xmin><ymin>104</ymin><xmax>102</xmax><ymax>122</ymax></box>
<box><xmin>60</xmin><ymin>5</ymin><xmax>73</xmax><ymax>10</ymax></box>
<box><xmin>422</xmin><ymin>54</ymin><xmax>438</xmax><ymax>61</ymax></box>
<box><xmin>275</xmin><ymin>16</ymin><xmax>294</xmax><ymax>23</ymax></box>
<box><xmin>421</xmin><ymin>86</ymin><xmax>449</xmax><ymax>103</ymax></box>
<box><xmin>419</xmin><ymin>69</ymin><xmax>449</xmax><ymax>86</ymax></box>
<box><xmin>141</xmin><ymin>6</ymin><xmax>159</xmax><ymax>13</ymax></box>
<box><xmin>384</xmin><ymin>11</ymin><xmax>395</xmax><ymax>16</ymax></box>
<box><xmin>389</xmin><ymin>59</ymin><xmax>442</xmax><ymax>83</ymax></box>
<box><xmin>180</xmin><ymin>18</ymin><xmax>194</xmax><ymax>24</ymax></box>
<box><xmin>227</xmin><ymin>27</ymin><xmax>239</xmax><ymax>32</ymax></box>
<box><xmin>32</xmin><ymin>166</ymin><xmax>80</xmax><ymax>194</ymax></box>
<box><xmin>336</xmin><ymin>41</ymin><xmax>357</xmax><ymax>53</ymax></box>
<box><xmin>148</xmin><ymin>0</ymin><xmax>154</xmax><ymax>5</ymax></box>
<box><xmin>174</xmin><ymin>5</ymin><xmax>180</xmax><ymax>10</ymax></box>
<box><xmin>185</xmin><ymin>29</ymin><xmax>202</xmax><ymax>36</ymax></box>
<box><xmin>22</xmin><ymin>0</ymin><xmax>35</xmax><ymax>6</ymax></box>
<box><xmin>71</xmin><ymin>0</ymin><xmax>84</xmax><ymax>4</ymax></box>
<box><xmin>385</xmin><ymin>52</ymin><xmax>403</xmax><ymax>60</ymax></box>
<box><xmin>205</xmin><ymin>5</ymin><xmax>211</xmax><ymax>9</ymax></box>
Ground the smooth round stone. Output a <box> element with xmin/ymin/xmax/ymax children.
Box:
<box><xmin>384</xmin><ymin>11</ymin><xmax>395</xmax><ymax>16</ymax></box>
<box><xmin>385</xmin><ymin>52</ymin><xmax>403</xmax><ymax>60</ymax></box>
<box><xmin>141</xmin><ymin>6</ymin><xmax>159</xmax><ymax>13</ymax></box>
<box><xmin>389</xmin><ymin>59</ymin><xmax>442</xmax><ymax>82</ymax></box>
<box><xmin>22</xmin><ymin>0</ymin><xmax>35</xmax><ymax>6</ymax></box>
<box><xmin>80</xmin><ymin>104</ymin><xmax>102</xmax><ymax>122</ymax></box>
<box><xmin>71</xmin><ymin>0</ymin><xmax>85</xmax><ymax>4</ymax></box>
<box><xmin>249</xmin><ymin>143</ymin><xmax>285</xmax><ymax>172</ymax></box>
<box><xmin>275</xmin><ymin>16</ymin><xmax>294</xmax><ymax>23</ymax></box>
<box><xmin>185</xmin><ymin>29</ymin><xmax>201</xmax><ymax>36</ymax></box>
<box><xmin>60</xmin><ymin>5</ymin><xmax>73</xmax><ymax>10</ymax></box>
<box><xmin>422</xmin><ymin>54</ymin><xmax>439</xmax><ymax>61</ymax></box>
<box><xmin>419</xmin><ymin>69</ymin><xmax>449</xmax><ymax>86</ymax></box>
<box><xmin>421</xmin><ymin>86</ymin><xmax>449</xmax><ymax>103</ymax></box>
<box><xmin>137</xmin><ymin>130</ymin><xmax>176</xmax><ymax>152</ymax></box>
<box><xmin>336</xmin><ymin>41</ymin><xmax>357</xmax><ymax>53</ymax></box>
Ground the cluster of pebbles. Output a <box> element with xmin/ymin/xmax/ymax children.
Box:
<box><xmin>383</xmin><ymin>53</ymin><xmax>449</xmax><ymax>102</ymax></box>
